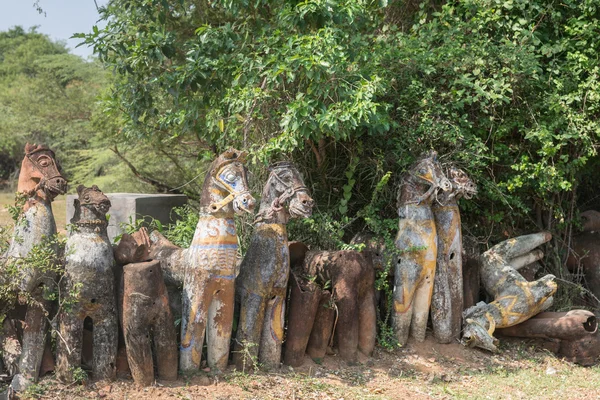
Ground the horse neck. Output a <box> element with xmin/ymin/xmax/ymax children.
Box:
<box><xmin>73</xmin><ymin>206</ymin><xmax>109</xmax><ymax>236</ymax></box>
<box><xmin>257</xmin><ymin>178</ymin><xmax>289</xmax><ymax>225</ymax></box>
<box><xmin>198</xmin><ymin>178</ymin><xmax>234</xmax><ymax>217</ymax></box>
<box><xmin>433</xmin><ymin>191</ymin><xmax>458</xmax><ymax>208</ymax></box>
<box><xmin>398</xmin><ymin>175</ymin><xmax>434</xmax><ymax>206</ymax></box>
<box><xmin>17</xmin><ymin>160</ymin><xmax>50</xmax><ymax>205</ymax></box>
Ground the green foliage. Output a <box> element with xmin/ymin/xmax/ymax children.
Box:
<box><xmin>164</xmin><ymin>205</ymin><xmax>200</xmax><ymax>247</ymax></box>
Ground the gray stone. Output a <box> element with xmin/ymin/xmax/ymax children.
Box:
<box><xmin>66</xmin><ymin>193</ymin><xmax>187</xmax><ymax>243</ymax></box>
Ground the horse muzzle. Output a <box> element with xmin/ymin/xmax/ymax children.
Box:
<box><xmin>289</xmin><ymin>192</ymin><xmax>314</xmax><ymax>218</ymax></box>
<box><xmin>45</xmin><ymin>176</ymin><xmax>68</xmax><ymax>196</ymax></box>
<box><xmin>233</xmin><ymin>193</ymin><xmax>256</xmax><ymax>214</ymax></box>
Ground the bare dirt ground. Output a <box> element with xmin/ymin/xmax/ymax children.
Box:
<box><xmin>22</xmin><ymin>335</ymin><xmax>600</xmax><ymax>400</ymax></box>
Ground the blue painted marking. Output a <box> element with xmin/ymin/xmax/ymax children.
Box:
<box><xmin>189</xmin><ymin>244</ymin><xmax>239</xmax><ymax>249</ymax></box>
<box><xmin>210</xmin><ymin>274</ymin><xmax>236</xmax><ymax>280</ymax></box>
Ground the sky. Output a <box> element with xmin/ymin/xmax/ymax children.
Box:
<box><xmin>0</xmin><ymin>0</ymin><xmax>109</xmax><ymax>58</ymax></box>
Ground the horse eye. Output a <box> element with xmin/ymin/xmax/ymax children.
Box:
<box><xmin>84</xmin><ymin>195</ymin><xmax>90</xmax><ymax>202</ymax></box>
<box><xmin>39</xmin><ymin>159</ymin><xmax>49</xmax><ymax>167</ymax></box>
<box><xmin>225</xmin><ymin>173</ymin><xmax>236</xmax><ymax>182</ymax></box>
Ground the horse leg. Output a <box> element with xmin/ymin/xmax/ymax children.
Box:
<box><xmin>206</xmin><ymin>278</ymin><xmax>235</xmax><ymax>372</ymax></box>
<box><xmin>55</xmin><ymin>310</ymin><xmax>83</xmax><ymax>382</ymax></box>
<box><xmin>150</xmin><ymin>281</ymin><xmax>178</xmax><ymax>381</ymax></box>
<box><xmin>12</xmin><ymin>291</ymin><xmax>50</xmax><ymax>391</ymax></box>
<box><xmin>180</xmin><ymin>274</ymin><xmax>211</xmax><ymax>373</ymax></box>
<box><xmin>92</xmin><ymin>305</ymin><xmax>117</xmax><ymax>381</ymax></box>
<box><xmin>393</xmin><ymin>259</ymin><xmax>418</xmax><ymax>346</ymax></box>
<box><xmin>334</xmin><ymin>292</ymin><xmax>359</xmax><ymax>364</ymax></box>
<box><xmin>411</xmin><ymin>269</ymin><xmax>435</xmax><ymax>342</ymax></box>
<box><xmin>233</xmin><ymin>291</ymin><xmax>267</xmax><ymax>371</ymax></box>
<box><xmin>358</xmin><ymin>290</ymin><xmax>377</xmax><ymax>357</ymax></box>
<box><xmin>258</xmin><ymin>288</ymin><xmax>286</xmax><ymax>369</ymax></box>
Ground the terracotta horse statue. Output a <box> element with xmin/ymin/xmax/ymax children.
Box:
<box><xmin>1</xmin><ymin>143</ymin><xmax>67</xmax><ymax>391</ymax></box>
<box><xmin>430</xmin><ymin>166</ymin><xmax>477</xmax><ymax>343</ymax></box>
<box><xmin>393</xmin><ymin>151</ymin><xmax>451</xmax><ymax>346</ymax></box>
<box><xmin>56</xmin><ymin>185</ymin><xmax>117</xmax><ymax>382</ymax></box>
<box><xmin>234</xmin><ymin>162</ymin><xmax>314</xmax><ymax>370</ymax></box>
<box><xmin>149</xmin><ymin>149</ymin><xmax>255</xmax><ymax>373</ymax></box>
<box><xmin>462</xmin><ymin>232</ymin><xmax>557</xmax><ymax>352</ymax></box>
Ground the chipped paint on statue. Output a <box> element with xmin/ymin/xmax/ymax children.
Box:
<box><xmin>234</xmin><ymin>162</ymin><xmax>314</xmax><ymax>370</ymax></box>
<box><xmin>393</xmin><ymin>151</ymin><xmax>451</xmax><ymax>346</ymax></box>
<box><xmin>1</xmin><ymin>144</ymin><xmax>67</xmax><ymax>391</ymax></box>
<box><xmin>431</xmin><ymin>167</ymin><xmax>477</xmax><ymax>344</ymax></box>
<box><xmin>149</xmin><ymin>149</ymin><xmax>255</xmax><ymax>373</ymax></box>
<box><xmin>462</xmin><ymin>232</ymin><xmax>557</xmax><ymax>352</ymax></box>
<box><xmin>56</xmin><ymin>185</ymin><xmax>117</xmax><ymax>382</ymax></box>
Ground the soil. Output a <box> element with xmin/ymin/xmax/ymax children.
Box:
<box><xmin>21</xmin><ymin>334</ymin><xmax>600</xmax><ymax>400</ymax></box>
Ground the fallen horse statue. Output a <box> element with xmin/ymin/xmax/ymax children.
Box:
<box><xmin>462</xmin><ymin>232</ymin><xmax>558</xmax><ymax>352</ymax></box>
<box><xmin>497</xmin><ymin>310</ymin><xmax>600</xmax><ymax>366</ymax></box>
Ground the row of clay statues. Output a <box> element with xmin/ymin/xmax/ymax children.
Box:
<box><xmin>0</xmin><ymin>144</ymin><xmax>594</xmax><ymax>394</ymax></box>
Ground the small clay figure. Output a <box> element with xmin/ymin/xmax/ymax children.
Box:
<box><xmin>234</xmin><ymin>162</ymin><xmax>314</xmax><ymax>370</ymax></box>
<box><xmin>56</xmin><ymin>185</ymin><xmax>117</xmax><ymax>382</ymax></box>
<box><xmin>393</xmin><ymin>151</ymin><xmax>451</xmax><ymax>345</ymax></box>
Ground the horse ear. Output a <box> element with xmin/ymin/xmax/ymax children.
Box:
<box><xmin>24</xmin><ymin>143</ymin><xmax>36</xmax><ymax>154</ymax></box>
<box><xmin>237</xmin><ymin>150</ymin><xmax>248</xmax><ymax>163</ymax></box>
<box><xmin>77</xmin><ymin>184</ymin><xmax>85</xmax><ymax>196</ymax></box>
<box><xmin>92</xmin><ymin>185</ymin><xmax>100</xmax><ymax>192</ymax></box>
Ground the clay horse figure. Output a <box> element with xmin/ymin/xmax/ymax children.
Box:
<box><xmin>56</xmin><ymin>185</ymin><xmax>117</xmax><ymax>382</ymax></box>
<box><xmin>149</xmin><ymin>149</ymin><xmax>255</xmax><ymax>373</ymax></box>
<box><xmin>1</xmin><ymin>143</ymin><xmax>67</xmax><ymax>391</ymax></box>
<box><xmin>234</xmin><ymin>162</ymin><xmax>314</xmax><ymax>370</ymax></box>
<box><xmin>462</xmin><ymin>232</ymin><xmax>557</xmax><ymax>352</ymax></box>
<box><xmin>430</xmin><ymin>166</ymin><xmax>477</xmax><ymax>344</ymax></box>
<box><xmin>393</xmin><ymin>151</ymin><xmax>451</xmax><ymax>346</ymax></box>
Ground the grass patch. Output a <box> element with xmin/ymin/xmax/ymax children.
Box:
<box><xmin>0</xmin><ymin>192</ymin><xmax>66</xmax><ymax>233</ymax></box>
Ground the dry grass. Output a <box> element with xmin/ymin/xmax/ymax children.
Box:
<box><xmin>0</xmin><ymin>192</ymin><xmax>67</xmax><ymax>233</ymax></box>
<box><xmin>22</xmin><ymin>337</ymin><xmax>600</xmax><ymax>400</ymax></box>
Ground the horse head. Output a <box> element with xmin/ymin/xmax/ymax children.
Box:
<box><xmin>256</xmin><ymin>162</ymin><xmax>314</xmax><ymax>223</ymax></box>
<box><xmin>447</xmin><ymin>166</ymin><xmax>477</xmax><ymax>200</ymax></box>
<box><xmin>18</xmin><ymin>143</ymin><xmax>67</xmax><ymax>201</ymax></box>
<box><xmin>70</xmin><ymin>185</ymin><xmax>111</xmax><ymax>227</ymax></box>
<box><xmin>200</xmin><ymin>149</ymin><xmax>256</xmax><ymax>215</ymax></box>
<box><xmin>398</xmin><ymin>151</ymin><xmax>451</xmax><ymax>206</ymax></box>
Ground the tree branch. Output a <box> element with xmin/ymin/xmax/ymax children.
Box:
<box><xmin>111</xmin><ymin>146</ymin><xmax>183</xmax><ymax>194</ymax></box>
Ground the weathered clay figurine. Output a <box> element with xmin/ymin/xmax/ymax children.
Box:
<box><xmin>285</xmin><ymin>248</ymin><xmax>378</xmax><ymax>365</ymax></box>
<box><xmin>498</xmin><ymin>310</ymin><xmax>600</xmax><ymax>366</ymax></box>
<box><xmin>1</xmin><ymin>143</ymin><xmax>67</xmax><ymax>391</ymax></box>
<box><xmin>462</xmin><ymin>232</ymin><xmax>558</xmax><ymax>352</ymax></box>
<box><xmin>149</xmin><ymin>149</ymin><xmax>255</xmax><ymax>373</ymax></box>
<box><xmin>567</xmin><ymin>210</ymin><xmax>600</xmax><ymax>302</ymax></box>
<box><xmin>393</xmin><ymin>151</ymin><xmax>451</xmax><ymax>345</ymax></box>
<box><xmin>234</xmin><ymin>162</ymin><xmax>314</xmax><ymax>370</ymax></box>
<box><xmin>56</xmin><ymin>185</ymin><xmax>117</xmax><ymax>382</ymax></box>
<box><xmin>115</xmin><ymin>228</ymin><xmax>177</xmax><ymax>386</ymax></box>
<box><xmin>431</xmin><ymin>166</ymin><xmax>477</xmax><ymax>343</ymax></box>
